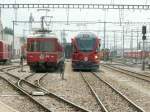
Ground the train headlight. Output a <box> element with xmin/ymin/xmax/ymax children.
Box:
<box><xmin>94</xmin><ymin>55</ymin><xmax>98</xmax><ymax>59</ymax></box>
<box><xmin>50</xmin><ymin>55</ymin><xmax>54</xmax><ymax>58</ymax></box>
<box><xmin>29</xmin><ymin>55</ymin><xmax>33</xmax><ymax>58</ymax></box>
<box><xmin>84</xmin><ymin>57</ymin><xmax>88</xmax><ymax>61</ymax></box>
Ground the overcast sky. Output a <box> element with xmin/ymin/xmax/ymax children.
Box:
<box><xmin>1</xmin><ymin>0</ymin><xmax>150</xmax><ymax>49</ymax></box>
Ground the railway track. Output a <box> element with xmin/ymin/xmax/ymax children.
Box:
<box><xmin>0</xmin><ymin>66</ymin><xmax>52</xmax><ymax>112</ymax></box>
<box><xmin>103</xmin><ymin>64</ymin><xmax>150</xmax><ymax>83</ymax></box>
<box><xmin>24</xmin><ymin>72</ymin><xmax>91</xmax><ymax>112</ymax></box>
<box><xmin>1</xmin><ymin>66</ymin><xmax>91</xmax><ymax>112</ymax></box>
<box><xmin>80</xmin><ymin>72</ymin><xmax>145</xmax><ymax>112</ymax></box>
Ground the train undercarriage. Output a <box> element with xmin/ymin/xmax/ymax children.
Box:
<box><xmin>72</xmin><ymin>61</ymin><xmax>99</xmax><ymax>71</ymax></box>
<box><xmin>29</xmin><ymin>61</ymin><xmax>64</xmax><ymax>72</ymax></box>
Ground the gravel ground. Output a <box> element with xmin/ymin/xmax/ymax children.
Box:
<box><xmin>41</xmin><ymin>62</ymin><xmax>101</xmax><ymax>112</ymax></box>
<box><xmin>0</xmin><ymin>77</ymin><xmax>20</xmax><ymax>95</ymax></box>
<box><xmin>112</xmin><ymin>64</ymin><xmax>150</xmax><ymax>75</ymax></box>
<box><xmin>0</xmin><ymin>96</ymin><xmax>47</xmax><ymax>112</ymax></box>
<box><xmin>25</xmin><ymin>72</ymin><xmax>45</xmax><ymax>84</ymax></box>
<box><xmin>101</xmin><ymin>66</ymin><xmax>150</xmax><ymax>111</ymax></box>
<box><xmin>35</xmin><ymin>96</ymin><xmax>83</xmax><ymax>112</ymax></box>
<box><xmin>7</xmin><ymin>65</ymin><xmax>31</xmax><ymax>79</ymax></box>
<box><xmin>82</xmin><ymin>72</ymin><xmax>140</xmax><ymax>112</ymax></box>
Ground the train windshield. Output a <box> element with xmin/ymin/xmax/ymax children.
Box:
<box><xmin>28</xmin><ymin>41</ymin><xmax>54</xmax><ymax>52</ymax></box>
<box><xmin>76</xmin><ymin>34</ymin><xmax>96</xmax><ymax>52</ymax></box>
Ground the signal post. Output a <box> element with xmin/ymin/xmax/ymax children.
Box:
<box><xmin>142</xmin><ymin>26</ymin><xmax>146</xmax><ymax>71</ymax></box>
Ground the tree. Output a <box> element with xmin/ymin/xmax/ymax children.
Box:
<box><xmin>4</xmin><ymin>27</ymin><xmax>13</xmax><ymax>35</ymax></box>
<box><xmin>20</xmin><ymin>36</ymin><xmax>26</xmax><ymax>43</ymax></box>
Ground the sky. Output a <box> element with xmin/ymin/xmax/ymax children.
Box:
<box><xmin>1</xmin><ymin>0</ymin><xmax>150</xmax><ymax>49</ymax></box>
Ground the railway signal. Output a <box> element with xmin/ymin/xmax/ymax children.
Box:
<box><xmin>142</xmin><ymin>26</ymin><xmax>146</xmax><ymax>40</ymax></box>
<box><xmin>142</xmin><ymin>26</ymin><xmax>146</xmax><ymax>35</ymax></box>
<box><xmin>142</xmin><ymin>25</ymin><xmax>146</xmax><ymax>70</ymax></box>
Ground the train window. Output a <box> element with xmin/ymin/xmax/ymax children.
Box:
<box><xmin>77</xmin><ymin>33</ymin><xmax>95</xmax><ymax>38</ymax></box>
<box><xmin>28</xmin><ymin>41</ymin><xmax>54</xmax><ymax>52</ymax></box>
<box><xmin>76</xmin><ymin>38</ymin><xmax>96</xmax><ymax>52</ymax></box>
<box><xmin>38</xmin><ymin>41</ymin><xmax>54</xmax><ymax>52</ymax></box>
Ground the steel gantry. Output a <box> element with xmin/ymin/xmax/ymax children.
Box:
<box><xmin>0</xmin><ymin>4</ymin><xmax>150</xmax><ymax>9</ymax></box>
<box><xmin>11</xmin><ymin>20</ymin><xmax>150</xmax><ymax>25</ymax></box>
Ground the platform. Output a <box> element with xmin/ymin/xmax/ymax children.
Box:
<box><xmin>0</xmin><ymin>101</ymin><xmax>19</xmax><ymax>112</ymax></box>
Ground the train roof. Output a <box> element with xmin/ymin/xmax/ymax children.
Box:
<box><xmin>75</xmin><ymin>32</ymin><xmax>97</xmax><ymax>38</ymax></box>
<box><xmin>28</xmin><ymin>32</ymin><xmax>57</xmax><ymax>38</ymax></box>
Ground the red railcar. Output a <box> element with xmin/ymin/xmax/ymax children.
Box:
<box><xmin>27</xmin><ymin>32</ymin><xmax>64</xmax><ymax>72</ymax></box>
<box><xmin>0</xmin><ymin>41</ymin><xmax>11</xmax><ymax>63</ymax></box>
<box><xmin>71</xmin><ymin>32</ymin><xmax>100</xmax><ymax>70</ymax></box>
<box><xmin>124</xmin><ymin>50</ymin><xmax>149</xmax><ymax>59</ymax></box>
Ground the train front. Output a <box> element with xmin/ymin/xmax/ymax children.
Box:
<box><xmin>27</xmin><ymin>33</ymin><xmax>63</xmax><ymax>72</ymax></box>
<box><xmin>71</xmin><ymin>32</ymin><xmax>100</xmax><ymax>70</ymax></box>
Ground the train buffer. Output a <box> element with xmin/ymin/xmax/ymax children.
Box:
<box><xmin>0</xmin><ymin>101</ymin><xmax>19</xmax><ymax>112</ymax></box>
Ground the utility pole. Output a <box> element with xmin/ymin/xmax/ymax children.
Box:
<box><xmin>122</xmin><ymin>26</ymin><xmax>125</xmax><ymax>58</ymax></box>
<box><xmin>29</xmin><ymin>13</ymin><xmax>34</xmax><ymax>33</ymax></box>
<box><xmin>107</xmin><ymin>34</ymin><xmax>108</xmax><ymax>48</ymax></box>
<box><xmin>116</xmin><ymin>34</ymin><xmax>117</xmax><ymax>54</ymax></box>
<box><xmin>12</xmin><ymin>21</ymin><xmax>15</xmax><ymax>59</ymax></box>
<box><xmin>66</xmin><ymin>8</ymin><xmax>69</xmax><ymax>25</ymax></box>
<box><xmin>130</xmin><ymin>30</ymin><xmax>133</xmax><ymax>59</ymax></box>
<box><xmin>0</xmin><ymin>8</ymin><xmax>1</xmax><ymax>18</ymax></box>
<box><xmin>136</xmin><ymin>29</ymin><xmax>139</xmax><ymax>63</ymax></box>
<box><xmin>103</xmin><ymin>22</ymin><xmax>106</xmax><ymax>49</ymax></box>
<box><xmin>14</xmin><ymin>0</ymin><xmax>18</xmax><ymax>23</ymax></box>
<box><xmin>41</xmin><ymin>16</ymin><xmax>44</xmax><ymax>30</ymax></box>
<box><xmin>137</xmin><ymin>29</ymin><xmax>139</xmax><ymax>50</ymax></box>
<box><xmin>114</xmin><ymin>31</ymin><xmax>116</xmax><ymax>57</ymax></box>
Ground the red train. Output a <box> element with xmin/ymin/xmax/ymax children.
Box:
<box><xmin>27</xmin><ymin>31</ymin><xmax>64</xmax><ymax>72</ymax></box>
<box><xmin>124</xmin><ymin>50</ymin><xmax>149</xmax><ymax>59</ymax></box>
<box><xmin>71</xmin><ymin>32</ymin><xmax>101</xmax><ymax>70</ymax></box>
<box><xmin>0</xmin><ymin>40</ymin><xmax>11</xmax><ymax>63</ymax></box>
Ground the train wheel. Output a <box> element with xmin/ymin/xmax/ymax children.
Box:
<box><xmin>72</xmin><ymin>68</ymin><xmax>78</xmax><ymax>72</ymax></box>
<box><xmin>30</xmin><ymin>66</ymin><xmax>36</xmax><ymax>72</ymax></box>
<box><xmin>2</xmin><ymin>60</ymin><xmax>7</xmax><ymax>65</ymax></box>
<box><xmin>92</xmin><ymin>66</ymin><xmax>99</xmax><ymax>72</ymax></box>
<box><xmin>29</xmin><ymin>66</ymin><xmax>33</xmax><ymax>72</ymax></box>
